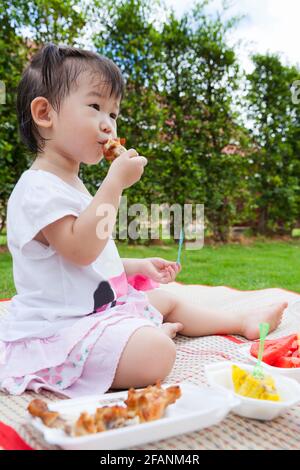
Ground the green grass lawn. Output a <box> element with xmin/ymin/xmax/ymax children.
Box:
<box><xmin>1</xmin><ymin>240</ymin><xmax>300</xmax><ymax>298</ymax></box>
<box><xmin>0</xmin><ymin>251</ymin><xmax>15</xmax><ymax>299</ymax></box>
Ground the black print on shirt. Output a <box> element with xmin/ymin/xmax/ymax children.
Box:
<box><xmin>93</xmin><ymin>281</ymin><xmax>116</xmax><ymax>312</ymax></box>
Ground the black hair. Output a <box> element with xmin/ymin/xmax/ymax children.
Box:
<box><xmin>16</xmin><ymin>43</ymin><xmax>125</xmax><ymax>154</ymax></box>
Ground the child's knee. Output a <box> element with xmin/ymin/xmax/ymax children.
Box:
<box><xmin>113</xmin><ymin>327</ymin><xmax>176</xmax><ymax>389</ymax></box>
<box><xmin>140</xmin><ymin>330</ymin><xmax>176</xmax><ymax>382</ymax></box>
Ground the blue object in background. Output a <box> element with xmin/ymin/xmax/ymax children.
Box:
<box><xmin>176</xmin><ymin>227</ymin><xmax>184</xmax><ymax>266</ymax></box>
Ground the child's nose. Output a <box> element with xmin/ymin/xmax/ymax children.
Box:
<box><xmin>100</xmin><ymin>119</ymin><xmax>113</xmax><ymax>135</ymax></box>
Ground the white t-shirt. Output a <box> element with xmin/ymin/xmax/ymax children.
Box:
<box><xmin>0</xmin><ymin>169</ymin><xmax>127</xmax><ymax>341</ymax></box>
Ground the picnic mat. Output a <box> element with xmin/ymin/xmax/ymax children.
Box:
<box><xmin>1</xmin><ymin>282</ymin><xmax>300</xmax><ymax>450</ymax></box>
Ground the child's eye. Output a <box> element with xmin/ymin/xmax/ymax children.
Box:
<box><xmin>90</xmin><ymin>103</ymin><xmax>100</xmax><ymax>111</ymax></box>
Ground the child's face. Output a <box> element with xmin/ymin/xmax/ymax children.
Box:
<box><xmin>49</xmin><ymin>71</ymin><xmax>121</xmax><ymax>165</ymax></box>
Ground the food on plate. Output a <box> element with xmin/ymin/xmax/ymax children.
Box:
<box><xmin>250</xmin><ymin>334</ymin><xmax>300</xmax><ymax>368</ymax></box>
<box><xmin>125</xmin><ymin>381</ymin><xmax>181</xmax><ymax>423</ymax></box>
<box><xmin>27</xmin><ymin>381</ymin><xmax>182</xmax><ymax>437</ymax></box>
<box><xmin>27</xmin><ymin>399</ymin><xmax>65</xmax><ymax>429</ymax></box>
<box><xmin>103</xmin><ymin>138</ymin><xmax>126</xmax><ymax>161</ymax></box>
<box><xmin>232</xmin><ymin>365</ymin><xmax>281</xmax><ymax>401</ymax></box>
<box><xmin>71</xmin><ymin>405</ymin><xmax>138</xmax><ymax>437</ymax></box>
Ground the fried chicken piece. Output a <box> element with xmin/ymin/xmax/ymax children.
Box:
<box><xmin>95</xmin><ymin>405</ymin><xmax>131</xmax><ymax>430</ymax></box>
<box><xmin>71</xmin><ymin>405</ymin><xmax>131</xmax><ymax>436</ymax></box>
<box><xmin>124</xmin><ymin>381</ymin><xmax>181</xmax><ymax>422</ymax></box>
<box><xmin>71</xmin><ymin>411</ymin><xmax>98</xmax><ymax>436</ymax></box>
<box><xmin>27</xmin><ymin>399</ymin><xmax>62</xmax><ymax>428</ymax></box>
<box><xmin>103</xmin><ymin>138</ymin><xmax>126</xmax><ymax>162</ymax></box>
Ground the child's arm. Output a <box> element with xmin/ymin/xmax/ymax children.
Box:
<box><xmin>122</xmin><ymin>257</ymin><xmax>180</xmax><ymax>283</ymax></box>
<box><xmin>122</xmin><ymin>258</ymin><xmax>144</xmax><ymax>276</ymax></box>
<box><xmin>42</xmin><ymin>150</ymin><xmax>147</xmax><ymax>266</ymax></box>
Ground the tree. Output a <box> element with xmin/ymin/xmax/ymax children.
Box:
<box><xmin>89</xmin><ymin>0</ymin><xmax>250</xmax><ymax>242</ymax></box>
<box><xmin>88</xmin><ymin>0</ymin><xmax>167</xmax><ymax>242</ymax></box>
<box><xmin>160</xmin><ymin>2</ymin><xmax>244</xmax><ymax>241</ymax></box>
<box><xmin>0</xmin><ymin>2</ymin><xmax>28</xmax><ymax>232</ymax></box>
<box><xmin>0</xmin><ymin>0</ymin><xmax>87</xmax><ymax>232</ymax></box>
<box><xmin>247</xmin><ymin>54</ymin><xmax>300</xmax><ymax>234</ymax></box>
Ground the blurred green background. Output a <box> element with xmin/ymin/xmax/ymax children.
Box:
<box><xmin>0</xmin><ymin>0</ymin><xmax>299</xmax><ymax>297</ymax></box>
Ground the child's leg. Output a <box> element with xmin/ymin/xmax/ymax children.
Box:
<box><xmin>111</xmin><ymin>326</ymin><xmax>176</xmax><ymax>390</ymax></box>
<box><xmin>146</xmin><ymin>289</ymin><xmax>287</xmax><ymax>340</ymax></box>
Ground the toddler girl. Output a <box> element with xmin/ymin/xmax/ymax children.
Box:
<box><xmin>0</xmin><ymin>44</ymin><xmax>287</xmax><ymax>397</ymax></box>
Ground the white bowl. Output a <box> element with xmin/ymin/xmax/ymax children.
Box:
<box><xmin>205</xmin><ymin>361</ymin><xmax>300</xmax><ymax>421</ymax></box>
<box><xmin>239</xmin><ymin>343</ymin><xmax>300</xmax><ymax>382</ymax></box>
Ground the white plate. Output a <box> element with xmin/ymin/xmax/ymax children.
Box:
<box><xmin>205</xmin><ymin>361</ymin><xmax>300</xmax><ymax>420</ymax></box>
<box><xmin>239</xmin><ymin>343</ymin><xmax>300</xmax><ymax>382</ymax></box>
<box><xmin>28</xmin><ymin>383</ymin><xmax>238</xmax><ymax>450</ymax></box>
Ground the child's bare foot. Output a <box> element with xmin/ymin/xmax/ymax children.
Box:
<box><xmin>241</xmin><ymin>302</ymin><xmax>288</xmax><ymax>340</ymax></box>
<box><xmin>161</xmin><ymin>322</ymin><xmax>183</xmax><ymax>339</ymax></box>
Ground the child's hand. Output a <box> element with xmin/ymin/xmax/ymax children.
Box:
<box><xmin>107</xmin><ymin>149</ymin><xmax>147</xmax><ymax>190</ymax></box>
<box><xmin>139</xmin><ymin>257</ymin><xmax>181</xmax><ymax>284</ymax></box>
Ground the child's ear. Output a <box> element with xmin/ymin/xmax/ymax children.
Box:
<box><xmin>30</xmin><ymin>96</ymin><xmax>53</xmax><ymax>129</ymax></box>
